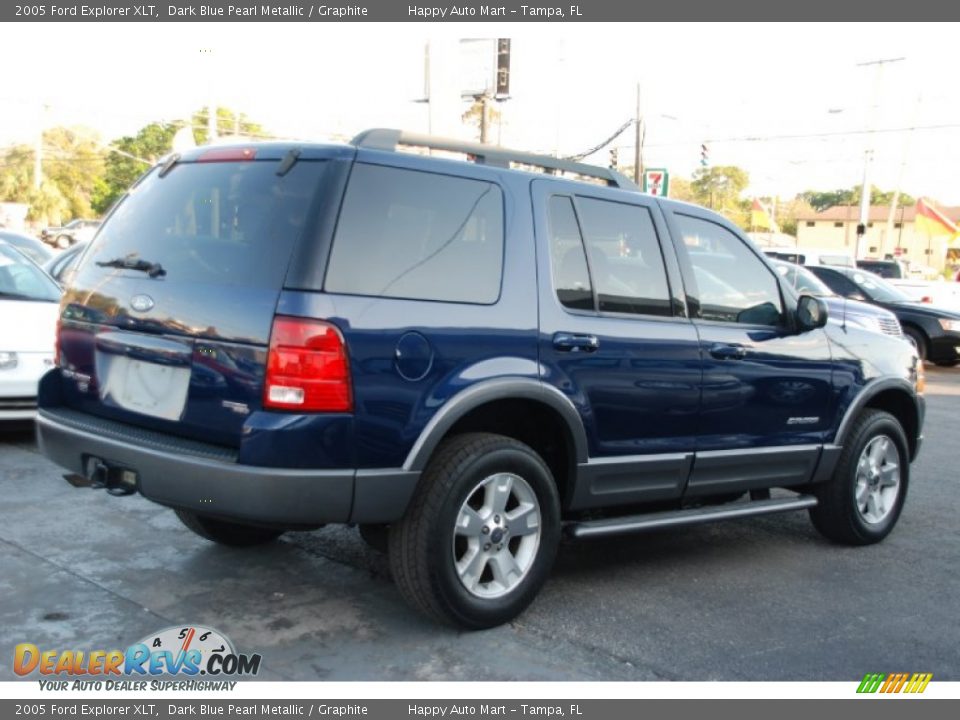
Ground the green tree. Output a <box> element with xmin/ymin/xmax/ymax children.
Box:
<box><xmin>666</xmin><ymin>176</ymin><xmax>696</xmax><ymax>203</ymax></box>
<box><xmin>799</xmin><ymin>186</ymin><xmax>915</xmax><ymax>212</ymax></box>
<box><xmin>191</xmin><ymin>107</ymin><xmax>269</xmax><ymax>145</ymax></box>
<box><xmin>0</xmin><ymin>129</ymin><xmax>102</xmax><ymax>225</ymax></box>
<box><xmin>41</xmin><ymin>126</ymin><xmax>105</xmax><ymax>220</ymax></box>
<box><xmin>691</xmin><ymin>166</ymin><xmax>750</xmax><ymax>227</ymax></box>
<box><xmin>93</xmin><ymin>121</ymin><xmax>179</xmax><ymax>214</ymax></box>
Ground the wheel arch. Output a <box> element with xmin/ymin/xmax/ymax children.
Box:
<box><xmin>834</xmin><ymin>378</ymin><xmax>921</xmax><ymax>461</ymax></box>
<box><xmin>402</xmin><ymin>378</ymin><xmax>588</xmax><ymax>508</ymax></box>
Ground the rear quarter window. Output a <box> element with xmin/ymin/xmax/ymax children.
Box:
<box><xmin>325</xmin><ymin>164</ymin><xmax>504</xmax><ymax>304</ymax></box>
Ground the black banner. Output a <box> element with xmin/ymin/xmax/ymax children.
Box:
<box><xmin>2</xmin><ymin>1</ymin><xmax>956</xmax><ymax>22</ymax></box>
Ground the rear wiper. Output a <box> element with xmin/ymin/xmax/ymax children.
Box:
<box><xmin>96</xmin><ymin>257</ymin><xmax>166</xmax><ymax>278</ymax></box>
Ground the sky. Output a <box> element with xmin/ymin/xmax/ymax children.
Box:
<box><xmin>2</xmin><ymin>22</ymin><xmax>958</xmax><ymax>204</ymax></box>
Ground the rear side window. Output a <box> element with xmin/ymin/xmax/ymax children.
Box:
<box><xmin>575</xmin><ymin>197</ymin><xmax>671</xmax><ymax>316</ymax></box>
<box><xmin>548</xmin><ymin>196</ymin><xmax>593</xmax><ymax>311</ymax></box>
<box><xmin>78</xmin><ymin>160</ymin><xmax>327</xmax><ymax>288</ymax></box>
<box><xmin>547</xmin><ymin>194</ymin><xmax>672</xmax><ymax>317</ymax></box>
<box><xmin>326</xmin><ymin>164</ymin><xmax>504</xmax><ymax>304</ymax></box>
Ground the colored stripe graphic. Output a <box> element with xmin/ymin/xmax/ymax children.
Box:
<box><xmin>857</xmin><ymin>672</ymin><xmax>932</xmax><ymax>694</ymax></box>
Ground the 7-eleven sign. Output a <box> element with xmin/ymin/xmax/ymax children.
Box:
<box><xmin>642</xmin><ymin>168</ymin><xmax>670</xmax><ymax>197</ymax></box>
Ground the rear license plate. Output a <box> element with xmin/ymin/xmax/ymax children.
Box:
<box><xmin>99</xmin><ymin>355</ymin><xmax>190</xmax><ymax>421</ymax></box>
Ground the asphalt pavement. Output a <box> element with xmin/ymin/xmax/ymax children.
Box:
<box><xmin>2</xmin><ymin>368</ymin><xmax>958</xmax><ymax>681</ymax></box>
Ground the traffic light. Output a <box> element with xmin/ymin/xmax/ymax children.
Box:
<box><xmin>610</xmin><ymin>147</ymin><xmax>618</xmax><ymax>169</ymax></box>
<box><xmin>700</xmin><ymin>143</ymin><xmax>709</xmax><ymax>167</ymax></box>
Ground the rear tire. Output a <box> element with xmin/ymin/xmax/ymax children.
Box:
<box><xmin>809</xmin><ymin>409</ymin><xmax>908</xmax><ymax>545</ymax></box>
<box><xmin>175</xmin><ymin>509</ymin><xmax>284</xmax><ymax>547</ymax></box>
<box><xmin>388</xmin><ymin>432</ymin><xmax>561</xmax><ymax>629</ymax></box>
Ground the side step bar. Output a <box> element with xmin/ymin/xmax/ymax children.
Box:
<box><xmin>567</xmin><ymin>495</ymin><xmax>818</xmax><ymax>540</ymax></box>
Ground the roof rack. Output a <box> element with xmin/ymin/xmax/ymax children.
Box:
<box><xmin>350</xmin><ymin>128</ymin><xmax>639</xmax><ymax>191</ymax></box>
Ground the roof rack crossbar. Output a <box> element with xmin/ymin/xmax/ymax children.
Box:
<box><xmin>350</xmin><ymin>128</ymin><xmax>639</xmax><ymax>190</ymax></box>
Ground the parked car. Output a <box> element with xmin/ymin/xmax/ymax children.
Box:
<box><xmin>36</xmin><ymin>130</ymin><xmax>924</xmax><ymax>628</ymax></box>
<box><xmin>41</xmin><ymin>219</ymin><xmax>100</xmax><ymax>249</ymax></box>
<box><xmin>43</xmin><ymin>241</ymin><xmax>88</xmax><ymax>286</ymax></box>
<box><xmin>0</xmin><ymin>244</ymin><xmax>61</xmax><ymax>421</ymax></box>
<box><xmin>857</xmin><ymin>259</ymin><xmax>907</xmax><ymax>279</ymax></box>
<box><xmin>0</xmin><ymin>229</ymin><xmax>54</xmax><ymax>266</ymax></box>
<box><xmin>764</xmin><ymin>247</ymin><xmax>855</xmax><ymax>268</ymax></box>
<box><xmin>808</xmin><ymin>264</ymin><xmax>960</xmax><ymax>366</ymax></box>
<box><xmin>772</xmin><ymin>260</ymin><xmax>903</xmax><ymax>338</ymax></box>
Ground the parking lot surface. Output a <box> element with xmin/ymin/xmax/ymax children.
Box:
<box><xmin>2</xmin><ymin>368</ymin><xmax>958</xmax><ymax>681</ymax></box>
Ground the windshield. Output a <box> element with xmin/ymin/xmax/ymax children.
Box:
<box><xmin>774</xmin><ymin>262</ymin><xmax>835</xmax><ymax>297</ymax></box>
<box><xmin>848</xmin><ymin>269</ymin><xmax>912</xmax><ymax>303</ymax></box>
<box><xmin>0</xmin><ymin>244</ymin><xmax>61</xmax><ymax>302</ymax></box>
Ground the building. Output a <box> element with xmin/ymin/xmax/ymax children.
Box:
<box><xmin>795</xmin><ymin>204</ymin><xmax>960</xmax><ymax>272</ymax></box>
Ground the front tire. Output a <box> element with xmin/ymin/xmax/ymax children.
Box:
<box><xmin>175</xmin><ymin>509</ymin><xmax>284</xmax><ymax>547</ymax></box>
<box><xmin>388</xmin><ymin>432</ymin><xmax>561</xmax><ymax>629</ymax></box>
<box><xmin>55</xmin><ymin>234</ymin><xmax>71</xmax><ymax>250</ymax></box>
<box><xmin>809</xmin><ymin>409</ymin><xmax>908</xmax><ymax>545</ymax></box>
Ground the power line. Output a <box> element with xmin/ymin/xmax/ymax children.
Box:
<box><xmin>564</xmin><ymin>119</ymin><xmax>635</xmax><ymax>161</ymax></box>
<box><xmin>645</xmin><ymin>122</ymin><xmax>960</xmax><ymax>148</ymax></box>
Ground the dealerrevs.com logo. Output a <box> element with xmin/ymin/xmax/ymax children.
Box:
<box><xmin>856</xmin><ymin>673</ymin><xmax>933</xmax><ymax>694</ymax></box>
<box><xmin>14</xmin><ymin>625</ymin><xmax>261</xmax><ymax>688</ymax></box>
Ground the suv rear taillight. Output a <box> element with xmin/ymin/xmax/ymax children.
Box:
<box><xmin>263</xmin><ymin>316</ymin><xmax>352</xmax><ymax>412</ymax></box>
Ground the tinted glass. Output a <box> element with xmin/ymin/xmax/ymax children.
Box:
<box><xmin>326</xmin><ymin>164</ymin><xmax>503</xmax><ymax>304</ymax></box>
<box><xmin>0</xmin><ymin>244</ymin><xmax>61</xmax><ymax>302</ymax></box>
<box><xmin>76</xmin><ymin>160</ymin><xmax>326</xmax><ymax>288</ymax></box>
<box><xmin>548</xmin><ymin>196</ymin><xmax>593</xmax><ymax>311</ymax></box>
<box><xmin>575</xmin><ymin>197</ymin><xmax>671</xmax><ymax>317</ymax></box>
<box><xmin>676</xmin><ymin>215</ymin><xmax>783</xmax><ymax>325</ymax></box>
<box><xmin>849</xmin><ymin>269</ymin><xmax>911</xmax><ymax>303</ymax></box>
<box><xmin>810</xmin><ymin>268</ymin><xmax>860</xmax><ymax>297</ymax></box>
<box><xmin>774</xmin><ymin>262</ymin><xmax>835</xmax><ymax>297</ymax></box>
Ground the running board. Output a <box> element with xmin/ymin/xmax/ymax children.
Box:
<box><xmin>567</xmin><ymin>495</ymin><xmax>818</xmax><ymax>539</ymax></box>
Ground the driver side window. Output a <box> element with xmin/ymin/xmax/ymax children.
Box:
<box><xmin>675</xmin><ymin>214</ymin><xmax>784</xmax><ymax>326</ymax></box>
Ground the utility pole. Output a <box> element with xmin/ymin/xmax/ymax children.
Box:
<box><xmin>884</xmin><ymin>93</ymin><xmax>921</xmax><ymax>255</ymax></box>
<box><xmin>479</xmin><ymin>94</ymin><xmax>489</xmax><ymax>144</ymax></box>
<box><xmin>633</xmin><ymin>83</ymin><xmax>642</xmax><ymax>184</ymax></box>
<box><xmin>34</xmin><ymin>104</ymin><xmax>46</xmax><ymax>190</ymax></box>
<box><xmin>855</xmin><ymin>56</ymin><xmax>904</xmax><ymax>259</ymax></box>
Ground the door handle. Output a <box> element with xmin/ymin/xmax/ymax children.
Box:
<box><xmin>553</xmin><ymin>333</ymin><xmax>600</xmax><ymax>353</ymax></box>
<box><xmin>709</xmin><ymin>343</ymin><xmax>747</xmax><ymax>360</ymax></box>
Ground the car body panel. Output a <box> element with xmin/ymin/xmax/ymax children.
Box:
<box><xmin>36</xmin><ymin>140</ymin><xmax>925</xmax><ymax>528</ymax></box>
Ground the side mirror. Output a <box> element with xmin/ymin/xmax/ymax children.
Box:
<box><xmin>797</xmin><ymin>294</ymin><xmax>828</xmax><ymax>332</ymax></box>
<box><xmin>848</xmin><ymin>292</ymin><xmax>867</xmax><ymax>302</ymax></box>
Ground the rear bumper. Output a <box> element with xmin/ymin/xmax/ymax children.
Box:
<box><xmin>36</xmin><ymin>408</ymin><xmax>419</xmax><ymax>526</ymax></box>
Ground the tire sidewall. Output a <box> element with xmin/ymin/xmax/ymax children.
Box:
<box><xmin>843</xmin><ymin>414</ymin><xmax>909</xmax><ymax>541</ymax></box>
<box><xmin>428</xmin><ymin>443</ymin><xmax>560</xmax><ymax>628</ymax></box>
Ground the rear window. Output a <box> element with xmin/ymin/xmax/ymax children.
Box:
<box><xmin>76</xmin><ymin>160</ymin><xmax>327</xmax><ymax>288</ymax></box>
<box><xmin>325</xmin><ymin>164</ymin><xmax>504</xmax><ymax>304</ymax></box>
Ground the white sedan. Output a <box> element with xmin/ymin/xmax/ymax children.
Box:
<box><xmin>0</xmin><ymin>244</ymin><xmax>61</xmax><ymax>420</ymax></box>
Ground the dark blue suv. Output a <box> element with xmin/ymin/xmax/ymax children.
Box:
<box><xmin>37</xmin><ymin>130</ymin><xmax>925</xmax><ymax>628</ymax></box>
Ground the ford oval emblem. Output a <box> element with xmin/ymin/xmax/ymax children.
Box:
<box><xmin>130</xmin><ymin>294</ymin><xmax>155</xmax><ymax>313</ymax></box>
